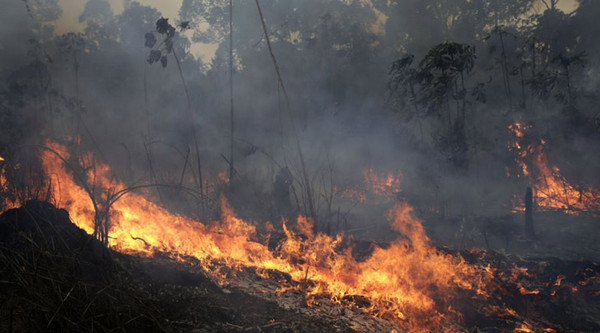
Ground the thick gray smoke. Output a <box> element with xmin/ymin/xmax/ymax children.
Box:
<box><xmin>1</xmin><ymin>0</ymin><xmax>599</xmax><ymax>245</ymax></box>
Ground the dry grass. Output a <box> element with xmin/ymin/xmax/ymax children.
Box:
<box><xmin>0</xmin><ymin>200</ymin><xmax>171</xmax><ymax>332</ymax></box>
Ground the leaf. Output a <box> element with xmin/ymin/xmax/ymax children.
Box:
<box><xmin>179</xmin><ymin>21</ymin><xmax>190</xmax><ymax>31</ymax></box>
<box><xmin>167</xmin><ymin>26</ymin><xmax>176</xmax><ymax>38</ymax></box>
<box><xmin>147</xmin><ymin>50</ymin><xmax>161</xmax><ymax>64</ymax></box>
<box><xmin>144</xmin><ymin>32</ymin><xmax>156</xmax><ymax>48</ymax></box>
<box><xmin>160</xmin><ymin>56</ymin><xmax>168</xmax><ymax>68</ymax></box>
<box><xmin>156</xmin><ymin>17</ymin><xmax>170</xmax><ymax>34</ymax></box>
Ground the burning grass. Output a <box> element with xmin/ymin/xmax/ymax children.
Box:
<box><xmin>508</xmin><ymin>122</ymin><xmax>600</xmax><ymax>216</ymax></box>
<box><xmin>0</xmin><ymin>200</ymin><xmax>357</xmax><ymax>332</ymax></box>
<box><xmin>0</xmin><ymin>200</ymin><xmax>168</xmax><ymax>332</ymax></box>
<box><xmin>33</xmin><ymin>140</ymin><xmax>502</xmax><ymax>331</ymax></box>
<box><xmin>2</xmin><ymin>140</ymin><xmax>600</xmax><ymax>332</ymax></box>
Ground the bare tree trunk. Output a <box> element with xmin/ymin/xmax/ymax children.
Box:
<box><xmin>519</xmin><ymin>66</ymin><xmax>526</xmax><ymax>109</ymax></box>
<box><xmin>525</xmin><ymin>186</ymin><xmax>535</xmax><ymax>238</ymax></box>
<box><xmin>229</xmin><ymin>0</ymin><xmax>235</xmax><ymax>191</ymax></box>
<box><xmin>498</xmin><ymin>29</ymin><xmax>513</xmax><ymax>110</ymax></box>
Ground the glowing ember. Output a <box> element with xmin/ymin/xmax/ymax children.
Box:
<box><xmin>517</xmin><ymin>282</ymin><xmax>540</xmax><ymax>295</ymax></box>
<box><xmin>514</xmin><ymin>322</ymin><xmax>535</xmax><ymax>332</ymax></box>
<box><xmin>37</xmin><ymin>140</ymin><xmax>494</xmax><ymax>331</ymax></box>
<box><xmin>514</xmin><ymin>323</ymin><xmax>556</xmax><ymax>333</ymax></box>
<box><xmin>508</xmin><ymin>122</ymin><xmax>600</xmax><ymax>215</ymax></box>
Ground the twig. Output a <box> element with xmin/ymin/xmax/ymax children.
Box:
<box><xmin>47</xmin><ymin>285</ymin><xmax>75</xmax><ymax>328</ymax></box>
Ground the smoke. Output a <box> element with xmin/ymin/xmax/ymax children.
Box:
<box><xmin>1</xmin><ymin>0</ymin><xmax>599</xmax><ymax>245</ymax></box>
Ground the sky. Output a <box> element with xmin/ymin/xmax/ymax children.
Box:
<box><xmin>56</xmin><ymin>0</ymin><xmax>181</xmax><ymax>34</ymax></box>
<box><xmin>54</xmin><ymin>0</ymin><xmax>581</xmax><ymax>34</ymax></box>
<box><xmin>51</xmin><ymin>0</ymin><xmax>579</xmax><ymax>65</ymax></box>
<box><xmin>54</xmin><ymin>0</ymin><xmax>218</xmax><ymax>62</ymax></box>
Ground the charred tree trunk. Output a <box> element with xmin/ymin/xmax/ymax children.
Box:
<box><xmin>525</xmin><ymin>186</ymin><xmax>535</xmax><ymax>238</ymax></box>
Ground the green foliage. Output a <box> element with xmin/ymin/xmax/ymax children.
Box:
<box><xmin>420</xmin><ymin>42</ymin><xmax>476</xmax><ymax>76</ymax></box>
<box><xmin>145</xmin><ymin>18</ymin><xmax>189</xmax><ymax>68</ymax></box>
<box><xmin>390</xmin><ymin>42</ymin><xmax>478</xmax><ymax>116</ymax></box>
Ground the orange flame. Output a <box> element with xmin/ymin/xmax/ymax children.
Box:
<box><xmin>363</xmin><ymin>168</ymin><xmax>402</xmax><ymax>200</ymax></box>
<box><xmin>0</xmin><ymin>158</ymin><xmax>20</xmax><ymax>210</ymax></box>
<box><xmin>218</xmin><ymin>170</ymin><xmax>230</xmax><ymax>185</ymax></box>
<box><xmin>35</xmin><ymin>140</ymin><xmax>495</xmax><ymax>331</ymax></box>
<box><xmin>554</xmin><ymin>274</ymin><xmax>566</xmax><ymax>287</ymax></box>
<box><xmin>508</xmin><ymin>123</ymin><xmax>600</xmax><ymax>215</ymax></box>
<box><xmin>514</xmin><ymin>322</ymin><xmax>534</xmax><ymax>332</ymax></box>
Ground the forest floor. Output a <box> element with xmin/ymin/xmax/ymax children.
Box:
<box><xmin>1</xmin><ymin>201</ymin><xmax>599</xmax><ymax>332</ymax></box>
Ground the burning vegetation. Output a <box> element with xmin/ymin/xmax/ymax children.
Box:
<box><xmin>2</xmin><ymin>0</ymin><xmax>600</xmax><ymax>332</ymax></box>
<box><xmin>508</xmin><ymin>122</ymin><xmax>600</xmax><ymax>216</ymax></box>
<box><xmin>1</xmin><ymin>140</ymin><xmax>600</xmax><ymax>332</ymax></box>
<box><xmin>35</xmin><ymin>140</ymin><xmax>492</xmax><ymax>331</ymax></box>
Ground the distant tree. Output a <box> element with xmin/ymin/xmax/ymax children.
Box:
<box><xmin>116</xmin><ymin>2</ymin><xmax>161</xmax><ymax>50</ymax></box>
<box><xmin>79</xmin><ymin>0</ymin><xmax>117</xmax><ymax>45</ymax></box>
<box><xmin>390</xmin><ymin>42</ymin><xmax>478</xmax><ymax>169</ymax></box>
<box><xmin>144</xmin><ymin>17</ymin><xmax>207</xmax><ymax>217</ymax></box>
<box><xmin>22</xmin><ymin>0</ymin><xmax>62</xmax><ymax>41</ymax></box>
<box><xmin>552</xmin><ymin>52</ymin><xmax>587</xmax><ymax>105</ymax></box>
<box><xmin>57</xmin><ymin>32</ymin><xmax>87</xmax><ymax>136</ymax></box>
<box><xmin>376</xmin><ymin>0</ymin><xmax>535</xmax><ymax>57</ymax></box>
<box><xmin>389</xmin><ymin>55</ymin><xmax>419</xmax><ymax>115</ymax></box>
<box><xmin>58</xmin><ymin>33</ymin><xmax>86</xmax><ymax>97</ymax></box>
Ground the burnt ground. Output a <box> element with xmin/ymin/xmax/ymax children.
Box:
<box><xmin>1</xmin><ymin>200</ymin><xmax>599</xmax><ymax>332</ymax></box>
<box><xmin>129</xmin><ymin>257</ymin><xmax>357</xmax><ymax>332</ymax></box>
<box><xmin>0</xmin><ymin>201</ymin><xmax>352</xmax><ymax>332</ymax></box>
<box><xmin>425</xmin><ymin>211</ymin><xmax>600</xmax><ymax>261</ymax></box>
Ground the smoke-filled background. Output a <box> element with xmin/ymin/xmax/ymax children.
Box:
<box><xmin>1</xmin><ymin>0</ymin><xmax>599</xmax><ymax>247</ymax></box>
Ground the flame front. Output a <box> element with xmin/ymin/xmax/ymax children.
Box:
<box><xmin>39</xmin><ymin>141</ymin><xmax>493</xmax><ymax>331</ymax></box>
<box><xmin>508</xmin><ymin>123</ymin><xmax>600</xmax><ymax>215</ymax></box>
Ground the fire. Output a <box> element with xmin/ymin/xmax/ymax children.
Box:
<box><xmin>337</xmin><ymin>168</ymin><xmax>402</xmax><ymax>203</ymax></box>
<box><xmin>218</xmin><ymin>170</ymin><xmax>230</xmax><ymax>184</ymax></box>
<box><xmin>0</xmin><ymin>166</ymin><xmax>11</xmax><ymax>208</ymax></box>
<box><xmin>0</xmin><ymin>156</ymin><xmax>21</xmax><ymax>210</ymax></box>
<box><xmin>514</xmin><ymin>323</ymin><xmax>555</xmax><ymax>333</ymax></box>
<box><xmin>363</xmin><ymin>168</ymin><xmax>402</xmax><ymax>200</ymax></box>
<box><xmin>507</xmin><ymin>123</ymin><xmax>533</xmax><ymax>177</ymax></box>
<box><xmin>340</xmin><ymin>187</ymin><xmax>367</xmax><ymax>203</ymax></box>
<box><xmin>508</xmin><ymin>122</ymin><xmax>600</xmax><ymax>215</ymax></box>
<box><xmin>32</xmin><ymin>140</ymin><xmax>496</xmax><ymax>331</ymax></box>
<box><xmin>514</xmin><ymin>322</ymin><xmax>534</xmax><ymax>332</ymax></box>
<box><xmin>517</xmin><ymin>282</ymin><xmax>540</xmax><ymax>295</ymax></box>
